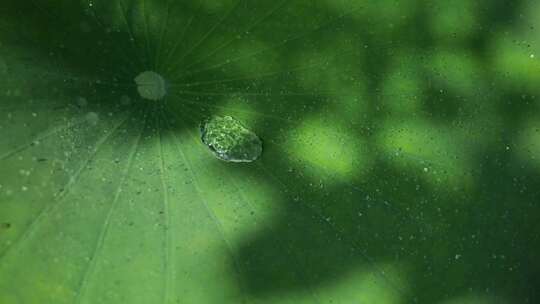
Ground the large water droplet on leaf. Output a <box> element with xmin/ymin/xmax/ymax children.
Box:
<box><xmin>134</xmin><ymin>71</ymin><xmax>167</xmax><ymax>101</ymax></box>
<box><xmin>201</xmin><ymin>116</ymin><xmax>263</xmax><ymax>163</ymax></box>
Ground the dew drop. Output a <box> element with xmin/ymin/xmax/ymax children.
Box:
<box><xmin>200</xmin><ymin>116</ymin><xmax>262</xmax><ymax>163</ymax></box>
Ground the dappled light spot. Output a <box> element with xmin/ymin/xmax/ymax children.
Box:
<box><xmin>381</xmin><ymin>54</ymin><xmax>424</xmax><ymax>114</ymax></box>
<box><xmin>376</xmin><ymin>119</ymin><xmax>473</xmax><ymax>191</ymax></box>
<box><xmin>491</xmin><ymin>24</ymin><xmax>540</xmax><ymax>92</ymax></box>
<box><xmin>285</xmin><ymin>116</ymin><xmax>371</xmax><ymax>181</ymax></box>
<box><xmin>428</xmin><ymin>0</ymin><xmax>479</xmax><ymax>41</ymax></box>
<box><xmin>317</xmin><ymin>262</ymin><xmax>406</xmax><ymax>304</ymax></box>
<box><xmin>427</xmin><ymin>50</ymin><xmax>482</xmax><ymax>96</ymax></box>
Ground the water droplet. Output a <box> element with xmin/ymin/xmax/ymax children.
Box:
<box><xmin>200</xmin><ymin>116</ymin><xmax>262</xmax><ymax>163</ymax></box>
<box><xmin>134</xmin><ymin>71</ymin><xmax>167</xmax><ymax>101</ymax></box>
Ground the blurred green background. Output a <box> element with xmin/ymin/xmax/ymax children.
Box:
<box><xmin>0</xmin><ymin>0</ymin><xmax>539</xmax><ymax>303</ymax></box>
